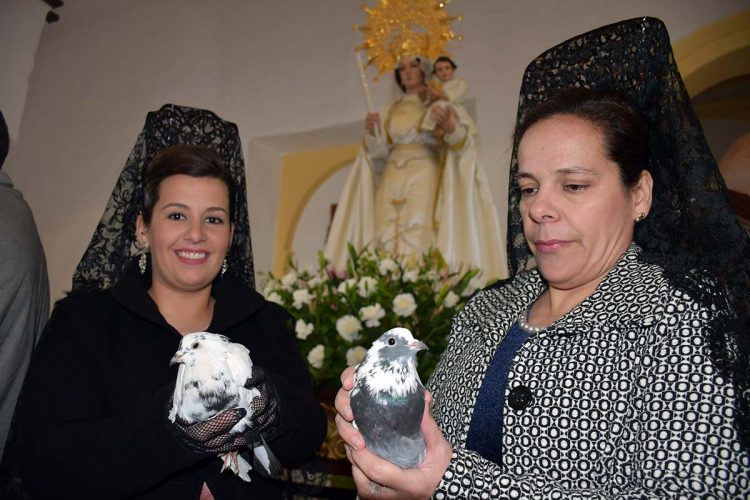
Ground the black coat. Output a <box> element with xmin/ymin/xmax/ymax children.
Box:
<box><xmin>16</xmin><ymin>261</ymin><xmax>326</xmax><ymax>499</ymax></box>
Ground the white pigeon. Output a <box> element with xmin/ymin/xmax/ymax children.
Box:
<box><xmin>350</xmin><ymin>327</ymin><xmax>428</xmax><ymax>469</ymax></box>
<box><xmin>168</xmin><ymin>332</ymin><xmax>280</xmax><ymax>482</ymax></box>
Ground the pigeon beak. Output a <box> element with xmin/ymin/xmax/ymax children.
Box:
<box><xmin>170</xmin><ymin>352</ymin><xmax>185</xmax><ymax>366</ymax></box>
<box><xmin>409</xmin><ymin>339</ymin><xmax>428</xmax><ymax>352</ymax></box>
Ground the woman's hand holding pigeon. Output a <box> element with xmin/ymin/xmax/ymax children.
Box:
<box><xmin>244</xmin><ymin>366</ymin><xmax>280</xmax><ymax>436</ymax></box>
<box><xmin>172</xmin><ymin>407</ymin><xmax>252</xmax><ymax>455</ymax></box>
<box><xmin>335</xmin><ymin>368</ymin><xmax>453</xmax><ymax>498</ymax></box>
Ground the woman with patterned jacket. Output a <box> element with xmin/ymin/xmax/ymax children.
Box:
<box><xmin>334</xmin><ymin>18</ymin><xmax>750</xmax><ymax>499</ymax></box>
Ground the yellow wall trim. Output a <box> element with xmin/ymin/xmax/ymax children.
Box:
<box><xmin>673</xmin><ymin>9</ymin><xmax>750</xmax><ymax>96</ymax></box>
<box><xmin>273</xmin><ymin>144</ymin><xmax>359</xmax><ymax>276</ymax></box>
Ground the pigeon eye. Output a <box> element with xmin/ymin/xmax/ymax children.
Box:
<box><xmin>192</xmin><ymin>342</ymin><xmax>199</xmax><ymax>349</ymax></box>
<box><xmin>387</xmin><ymin>338</ymin><xmax>396</xmax><ymax>346</ymax></box>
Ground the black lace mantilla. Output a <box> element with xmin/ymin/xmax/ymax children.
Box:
<box><xmin>72</xmin><ymin>104</ymin><xmax>255</xmax><ymax>291</ymax></box>
<box><xmin>506</xmin><ymin>18</ymin><xmax>750</xmax><ymax>448</ymax></box>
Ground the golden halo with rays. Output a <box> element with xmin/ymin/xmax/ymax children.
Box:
<box><xmin>354</xmin><ymin>0</ymin><xmax>463</xmax><ymax>80</ymax></box>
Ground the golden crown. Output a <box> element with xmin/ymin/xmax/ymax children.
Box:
<box><xmin>355</xmin><ymin>0</ymin><xmax>463</xmax><ymax>79</ymax></box>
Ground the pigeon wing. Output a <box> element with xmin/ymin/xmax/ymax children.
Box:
<box><xmin>351</xmin><ymin>384</ymin><xmax>426</xmax><ymax>468</ymax></box>
<box><xmin>168</xmin><ymin>363</ymin><xmax>187</xmax><ymax>423</ymax></box>
<box><xmin>224</xmin><ymin>341</ymin><xmax>258</xmax><ymax>434</ymax></box>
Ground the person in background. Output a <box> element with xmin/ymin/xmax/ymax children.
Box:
<box><xmin>0</xmin><ymin>110</ymin><xmax>49</xmax><ymax>463</ymax></box>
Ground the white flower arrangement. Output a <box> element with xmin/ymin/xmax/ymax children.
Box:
<box><xmin>295</xmin><ymin>319</ymin><xmax>314</xmax><ymax>340</ymax></box>
<box><xmin>359</xmin><ymin>303</ymin><xmax>386</xmax><ymax>328</ymax></box>
<box><xmin>336</xmin><ymin>315</ymin><xmax>363</xmax><ymax>342</ymax></box>
<box><xmin>307</xmin><ymin>344</ymin><xmax>325</xmax><ymax>369</ymax></box>
<box><xmin>262</xmin><ymin>246</ymin><xmax>488</xmax><ymax>388</ymax></box>
<box><xmin>280</xmin><ymin>270</ymin><xmax>298</xmax><ymax>290</ymax></box>
<box><xmin>357</xmin><ymin>276</ymin><xmax>378</xmax><ymax>298</ymax></box>
<box><xmin>292</xmin><ymin>289</ymin><xmax>314</xmax><ymax>309</ymax></box>
<box><xmin>392</xmin><ymin>293</ymin><xmax>417</xmax><ymax>317</ymax></box>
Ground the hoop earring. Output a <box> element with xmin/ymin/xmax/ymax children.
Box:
<box><xmin>138</xmin><ymin>253</ymin><xmax>148</xmax><ymax>275</ymax></box>
<box><xmin>221</xmin><ymin>259</ymin><xmax>228</xmax><ymax>277</ymax></box>
<box><xmin>635</xmin><ymin>212</ymin><xmax>646</xmax><ymax>223</ymax></box>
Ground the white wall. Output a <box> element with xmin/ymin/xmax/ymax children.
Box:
<box><xmin>0</xmin><ymin>0</ymin><xmax>47</xmax><ymax>142</ymax></box>
<box><xmin>5</xmin><ymin>0</ymin><xmax>748</xmax><ymax>301</ymax></box>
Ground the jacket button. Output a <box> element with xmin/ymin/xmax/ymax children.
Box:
<box><xmin>508</xmin><ymin>385</ymin><xmax>533</xmax><ymax>411</ymax></box>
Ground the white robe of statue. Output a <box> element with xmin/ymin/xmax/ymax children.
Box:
<box><xmin>324</xmin><ymin>93</ymin><xmax>507</xmax><ymax>280</ymax></box>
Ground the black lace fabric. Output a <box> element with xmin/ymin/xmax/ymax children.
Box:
<box><xmin>72</xmin><ymin>104</ymin><xmax>255</xmax><ymax>291</ymax></box>
<box><xmin>244</xmin><ymin>367</ymin><xmax>280</xmax><ymax>437</ymax></box>
<box><xmin>507</xmin><ymin>18</ymin><xmax>750</xmax><ymax>448</ymax></box>
<box><xmin>173</xmin><ymin>408</ymin><xmax>252</xmax><ymax>455</ymax></box>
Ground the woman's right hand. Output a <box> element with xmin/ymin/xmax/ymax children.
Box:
<box><xmin>365</xmin><ymin>113</ymin><xmax>381</xmax><ymax>136</ymax></box>
<box><xmin>335</xmin><ymin>367</ymin><xmax>452</xmax><ymax>499</ymax></box>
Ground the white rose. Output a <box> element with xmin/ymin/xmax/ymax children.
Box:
<box><xmin>337</xmin><ymin>278</ymin><xmax>357</xmax><ymax>294</ymax></box>
<box><xmin>307</xmin><ymin>344</ymin><xmax>325</xmax><ymax>369</ymax></box>
<box><xmin>292</xmin><ymin>289</ymin><xmax>314</xmax><ymax>309</ymax></box>
<box><xmin>262</xmin><ymin>280</ymin><xmax>278</xmax><ymax>297</ymax></box>
<box><xmin>307</xmin><ymin>274</ymin><xmax>325</xmax><ymax>288</ymax></box>
<box><xmin>442</xmin><ymin>290</ymin><xmax>460</xmax><ymax>308</ymax></box>
<box><xmin>295</xmin><ymin>319</ymin><xmax>314</xmax><ymax>340</ymax></box>
<box><xmin>280</xmin><ymin>270</ymin><xmax>298</xmax><ymax>290</ymax></box>
<box><xmin>336</xmin><ymin>314</ymin><xmax>363</xmax><ymax>342</ymax></box>
<box><xmin>266</xmin><ymin>292</ymin><xmax>284</xmax><ymax>305</ymax></box>
<box><xmin>346</xmin><ymin>346</ymin><xmax>368</xmax><ymax>366</ymax></box>
<box><xmin>402</xmin><ymin>269</ymin><xmax>419</xmax><ymax>283</ymax></box>
<box><xmin>358</xmin><ymin>276</ymin><xmax>378</xmax><ymax>298</ymax></box>
<box><xmin>359</xmin><ymin>303</ymin><xmax>386</xmax><ymax>328</ymax></box>
<box><xmin>378</xmin><ymin>258</ymin><xmax>398</xmax><ymax>275</ymax></box>
<box><xmin>393</xmin><ymin>293</ymin><xmax>417</xmax><ymax>317</ymax></box>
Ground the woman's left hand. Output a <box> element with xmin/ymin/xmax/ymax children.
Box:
<box><xmin>430</xmin><ymin>105</ymin><xmax>457</xmax><ymax>135</ymax></box>
<box><xmin>335</xmin><ymin>370</ymin><xmax>453</xmax><ymax>499</ymax></box>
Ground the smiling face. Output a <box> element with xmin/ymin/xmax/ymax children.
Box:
<box><xmin>517</xmin><ymin>114</ymin><xmax>651</xmax><ymax>294</ymax></box>
<box><xmin>137</xmin><ymin>174</ymin><xmax>233</xmax><ymax>295</ymax></box>
<box><xmin>396</xmin><ymin>56</ymin><xmax>426</xmax><ymax>94</ymax></box>
<box><xmin>433</xmin><ymin>61</ymin><xmax>455</xmax><ymax>82</ymax></box>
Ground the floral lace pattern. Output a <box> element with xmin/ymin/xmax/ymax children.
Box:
<box><xmin>72</xmin><ymin>104</ymin><xmax>254</xmax><ymax>292</ymax></box>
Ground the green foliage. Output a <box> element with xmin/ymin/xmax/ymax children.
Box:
<box><xmin>261</xmin><ymin>246</ymin><xmax>487</xmax><ymax>389</ymax></box>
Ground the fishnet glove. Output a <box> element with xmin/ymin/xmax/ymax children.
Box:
<box><xmin>172</xmin><ymin>408</ymin><xmax>251</xmax><ymax>455</ymax></box>
<box><xmin>245</xmin><ymin>366</ymin><xmax>280</xmax><ymax>437</ymax></box>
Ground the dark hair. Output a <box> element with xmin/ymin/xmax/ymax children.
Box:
<box><xmin>516</xmin><ymin>88</ymin><xmax>650</xmax><ymax>188</ymax></box>
<box><xmin>433</xmin><ymin>56</ymin><xmax>457</xmax><ymax>73</ymax></box>
<box><xmin>0</xmin><ymin>111</ymin><xmax>8</xmax><ymax>168</ymax></box>
<box><xmin>394</xmin><ymin>56</ymin><xmax>427</xmax><ymax>92</ymax></box>
<box><xmin>141</xmin><ymin>144</ymin><xmax>236</xmax><ymax>224</ymax></box>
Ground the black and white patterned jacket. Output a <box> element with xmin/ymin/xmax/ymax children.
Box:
<box><xmin>428</xmin><ymin>244</ymin><xmax>750</xmax><ymax>499</ymax></box>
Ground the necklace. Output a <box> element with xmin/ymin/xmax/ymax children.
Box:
<box><xmin>517</xmin><ymin>309</ymin><xmax>544</xmax><ymax>334</ymax></box>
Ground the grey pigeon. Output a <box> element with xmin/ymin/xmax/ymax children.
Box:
<box><xmin>168</xmin><ymin>332</ymin><xmax>280</xmax><ymax>482</ymax></box>
<box><xmin>350</xmin><ymin>327</ymin><xmax>428</xmax><ymax>468</ymax></box>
